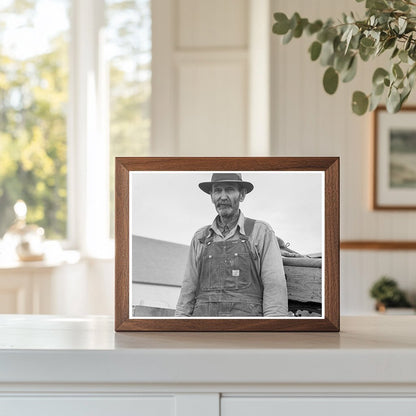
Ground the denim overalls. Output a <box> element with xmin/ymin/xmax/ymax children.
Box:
<box><xmin>192</xmin><ymin>226</ymin><xmax>264</xmax><ymax>317</ymax></box>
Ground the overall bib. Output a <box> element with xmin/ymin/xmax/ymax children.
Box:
<box><xmin>192</xmin><ymin>232</ymin><xmax>264</xmax><ymax>317</ymax></box>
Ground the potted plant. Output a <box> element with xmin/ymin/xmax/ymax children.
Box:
<box><xmin>272</xmin><ymin>0</ymin><xmax>416</xmax><ymax>115</ymax></box>
<box><xmin>369</xmin><ymin>276</ymin><xmax>413</xmax><ymax>312</ymax></box>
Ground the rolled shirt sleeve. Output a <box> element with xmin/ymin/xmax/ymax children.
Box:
<box><xmin>175</xmin><ymin>233</ymin><xmax>201</xmax><ymax>316</ymax></box>
<box><xmin>254</xmin><ymin>223</ymin><xmax>288</xmax><ymax>316</ymax></box>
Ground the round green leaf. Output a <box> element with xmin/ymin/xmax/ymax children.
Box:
<box><xmin>359</xmin><ymin>44</ymin><xmax>375</xmax><ymax>62</ymax></box>
<box><xmin>384</xmin><ymin>37</ymin><xmax>396</xmax><ymax>50</ymax></box>
<box><xmin>373</xmin><ymin>82</ymin><xmax>385</xmax><ymax>96</ymax></box>
<box><xmin>323</xmin><ymin>67</ymin><xmax>339</xmax><ymax>95</ymax></box>
<box><xmin>409</xmin><ymin>45</ymin><xmax>416</xmax><ymax>61</ymax></box>
<box><xmin>360</xmin><ymin>37</ymin><xmax>375</xmax><ymax>48</ymax></box>
<box><xmin>408</xmin><ymin>63</ymin><xmax>416</xmax><ymax>79</ymax></box>
<box><xmin>405</xmin><ymin>34</ymin><xmax>413</xmax><ymax>51</ymax></box>
<box><xmin>387</xmin><ymin>87</ymin><xmax>401</xmax><ymax>113</ymax></box>
<box><xmin>352</xmin><ymin>91</ymin><xmax>369</xmax><ymax>115</ymax></box>
<box><xmin>293</xmin><ymin>18</ymin><xmax>308</xmax><ymax>38</ymax></box>
<box><xmin>367</xmin><ymin>0</ymin><xmax>388</xmax><ymax>11</ymax></box>
<box><xmin>372</xmin><ymin>68</ymin><xmax>389</xmax><ymax>86</ymax></box>
<box><xmin>399</xmin><ymin>50</ymin><xmax>408</xmax><ymax>63</ymax></box>
<box><xmin>369</xmin><ymin>92</ymin><xmax>383</xmax><ymax>112</ymax></box>
<box><xmin>290</xmin><ymin>12</ymin><xmax>301</xmax><ymax>29</ymax></box>
<box><xmin>334</xmin><ymin>52</ymin><xmax>350</xmax><ymax>72</ymax></box>
<box><xmin>309</xmin><ymin>41</ymin><xmax>322</xmax><ymax>61</ymax></box>
<box><xmin>282</xmin><ymin>29</ymin><xmax>293</xmax><ymax>45</ymax></box>
<box><xmin>273</xmin><ymin>13</ymin><xmax>290</xmax><ymax>35</ymax></box>
<box><xmin>400</xmin><ymin>88</ymin><xmax>411</xmax><ymax>107</ymax></box>
<box><xmin>408</xmin><ymin>70</ymin><xmax>416</xmax><ymax>89</ymax></box>
<box><xmin>317</xmin><ymin>30</ymin><xmax>328</xmax><ymax>43</ymax></box>
<box><xmin>320</xmin><ymin>41</ymin><xmax>335</xmax><ymax>66</ymax></box>
<box><xmin>342</xmin><ymin>56</ymin><xmax>357</xmax><ymax>83</ymax></box>
<box><xmin>393</xmin><ymin>0</ymin><xmax>409</xmax><ymax>11</ymax></box>
<box><xmin>307</xmin><ymin>20</ymin><xmax>323</xmax><ymax>35</ymax></box>
<box><xmin>393</xmin><ymin>63</ymin><xmax>404</xmax><ymax>79</ymax></box>
<box><xmin>391</xmin><ymin>47</ymin><xmax>399</xmax><ymax>59</ymax></box>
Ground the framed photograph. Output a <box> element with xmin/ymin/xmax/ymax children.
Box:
<box><xmin>374</xmin><ymin>106</ymin><xmax>416</xmax><ymax>210</ymax></box>
<box><xmin>115</xmin><ymin>157</ymin><xmax>339</xmax><ymax>332</ymax></box>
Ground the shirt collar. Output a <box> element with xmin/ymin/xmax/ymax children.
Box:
<box><xmin>209</xmin><ymin>211</ymin><xmax>246</xmax><ymax>237</ymax></box>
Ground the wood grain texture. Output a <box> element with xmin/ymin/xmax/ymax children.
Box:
<box><xmin>325</xmin><ymin>157</ymin><xmax>340</xmax><ymax>331</ymax></box>
<box><xmin>115</xmin><ymin>157</ymin><xmax>340</xmax><ymax>332</ymax></box>
<box><xmin>115</xmin><ymin>160</ymin><xmax>130</xmax><ymax>330</ymax></box>
<box><xmin>341</xmin><ymin>241</ymin><xmax>416</xmax><ymax>250</ymax></box>
<box><xmin>286</xmin><ymin>266</ymin><xmax>321</xmax><ymax>303</ymax></box>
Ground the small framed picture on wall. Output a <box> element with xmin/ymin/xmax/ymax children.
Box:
<box><xmin>374</xmin><ymin>106</ymin><xmax>416</xmax><ymax>210</ymax></box>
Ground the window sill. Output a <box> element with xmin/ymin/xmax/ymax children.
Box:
<box><xmin>0</xmin><ymin>250</ymin><xmax>81</xmax><ymax>271</ymax></box>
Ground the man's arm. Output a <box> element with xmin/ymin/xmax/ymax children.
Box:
<box><xmin>257</xmin><ymin>225</ymin><xmax>288</xmax><ymax>316</ymax></box>
<box><xmin>175</xmin><ymin>236</ymin><xmax>200</xmax><ymax>317</ymax></box>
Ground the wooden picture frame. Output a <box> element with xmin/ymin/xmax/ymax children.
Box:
<box><xmin>373</xmin><ymin>106</ymin><xmax>416</xmax><ymax>210</ymax></box>
<box><xmin>115</xmin><ymin>157</ymin><xmax>339</xmax><ymax>332</ymax></box>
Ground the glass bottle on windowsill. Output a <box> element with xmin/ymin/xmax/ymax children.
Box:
<box><xmin>3</xmin><ymin>200</ymin><xmax>45</xmax><ymax>262</ymax></box>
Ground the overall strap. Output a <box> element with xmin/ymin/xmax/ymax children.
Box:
<box><xmin>198</xmin><ymin>225</ymin><xmax>212</xmax><ymax>244</ymax></box>
<box><xmin>243</xmin><ymin>217</ymin><xmax>256</xmax><ymax>237</ymax></box>
<box><xmin>196</xmin><ymin>225</ymin><xmax>212</xmax><ymax>297</ymax></box>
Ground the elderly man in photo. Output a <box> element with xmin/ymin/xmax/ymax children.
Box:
<box><xmin>175</xmin><ymin>173</ymin><xmax>288</xmax><ymax>317</ymax></box>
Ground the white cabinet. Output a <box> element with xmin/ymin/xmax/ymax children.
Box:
<box><xmin>0</xmin><ymin>316</ymin><xmax>415</xmax><ymax>415</ymax></box>
<box><xmin>222</xmin><ymin>398</ymin><xmax>416</xmax><ymax>416</ymax></box>
<box><xmin>1</xmin><ymin>396</ymin><xmax>175</xmax><ymax>416</ymax></box>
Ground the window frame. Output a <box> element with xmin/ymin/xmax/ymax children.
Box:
<box><xmin>67</xmin><ymin>0</ymin><xmax>111</xmax><ymax>257</ymax></box>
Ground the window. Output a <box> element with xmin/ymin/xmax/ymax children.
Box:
<box><xmin>0</xmin><ymin>0</ymin><xmax>70</xmax><ymax>239</ymax></box>
<box><xmin>106</xmin><ymin>0</ymin><xmax>151</xmax><ymax>237</ymax></box>
<box><xmin>0</xmin><ymin>0</ymin><xmax>151</xmax><ymax>253</ymax></box>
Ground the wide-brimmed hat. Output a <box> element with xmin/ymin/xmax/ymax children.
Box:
<box><xmin>198</xmin><ymin>173</ymin><xmax>254</xmax><ymax>194</ymax></box>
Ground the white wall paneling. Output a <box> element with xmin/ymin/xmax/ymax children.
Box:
<box><xmin>177</xmin><ymin>0</ymin><xmax>248</xmax><ymax>49</ymax></box>
<box><xmin>270</xmin><ymin>0</ymin><xmax>416</xmax><ymax>313</ymax></box>
<box><xmin>177</xmin><ymin>57</ymin><xmax>247</xmax><ymax>156</ymax></box>
<box><xmin>341</xmin><ymin>251</ymin><xmax>416</xmax><ymax>314</ymax></box>
<box><xmin>152</xmin><ymin>0</ymin><xmax>269</xmax><ymax>157</ymax></box>
<box><xmin>151</xmin><ymin>0</ymin><xmax>177</xmax><ymax>155</ymax></box>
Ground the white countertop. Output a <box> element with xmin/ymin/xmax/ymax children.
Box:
<box><xmin>0</xmin><ymin>315</ymin><xmax>415</xmax><ymax>386</ymax></box>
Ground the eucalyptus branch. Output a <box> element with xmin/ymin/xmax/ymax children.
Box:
<box><xmin>272</xmin><ymin>0</ymin><xmax>416</xmax><ymax>114</ymax></box>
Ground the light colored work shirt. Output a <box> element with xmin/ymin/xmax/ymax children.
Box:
<box><xmin>175</xmin><ymin>211</ymin><xmax>288</xmax><ymax>317</ymax></box>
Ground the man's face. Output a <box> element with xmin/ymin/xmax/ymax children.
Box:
<box><xmin>211</xmin><ymin>182</ymin><xmax>246</xmax><ymax>218</ymax></box>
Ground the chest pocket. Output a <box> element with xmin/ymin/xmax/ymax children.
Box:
<box><xmin>200</xmin><ymin>239</ymin><xmax>255</xmax><ymax>290</ymax></box>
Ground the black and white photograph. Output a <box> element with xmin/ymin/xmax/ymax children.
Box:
<box><xmin>129</xmin><ymin>170</ymin><xmax>324</xmax><ymax>319</ymax></box>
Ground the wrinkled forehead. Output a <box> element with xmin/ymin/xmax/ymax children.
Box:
<box><xmin>211</xmin><ymin>182</ymin><xmax>241</xmax><ymax>191</ymax></box>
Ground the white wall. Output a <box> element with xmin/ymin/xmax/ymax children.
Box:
<box><xmin>271</xmin><ymin>0</ymin><xmax>416</xmax><ymax>313</ymax></box>
<box><xmin>60</xmin><ymin>0</ymin><xmax>416</xmax><ymax>316</ymax></box>
<box><xmin>152</xmin><ymin>0</ymin><xmax>251</xmax><ymax>156</ymax></box>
